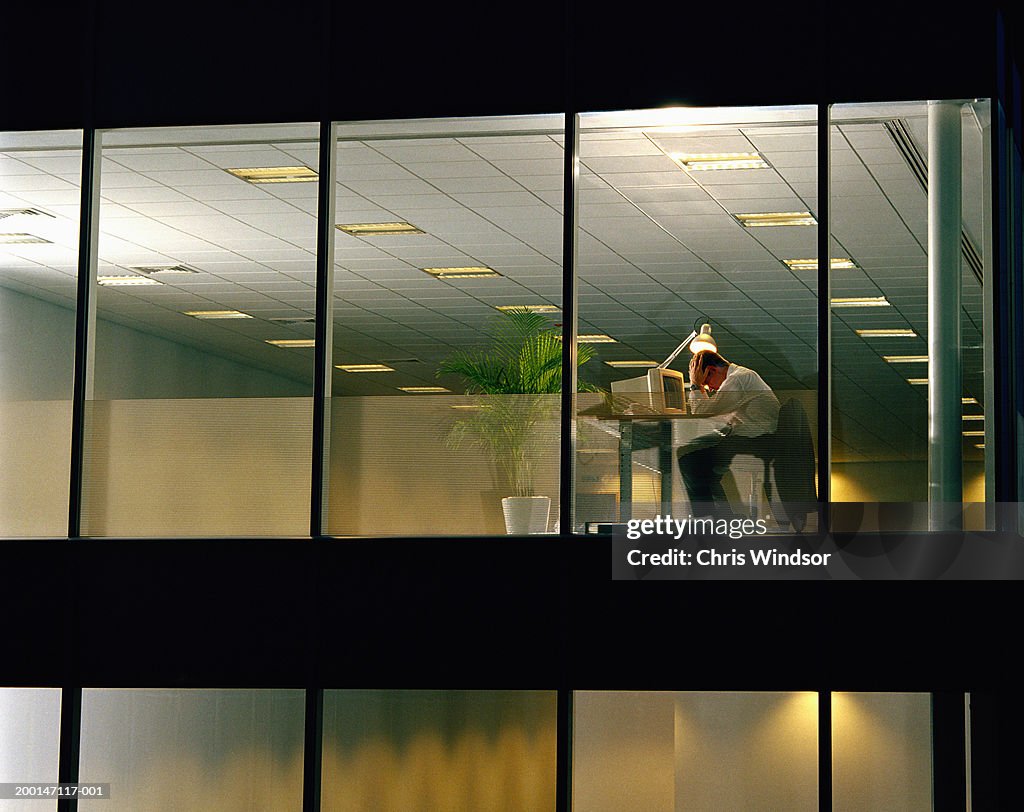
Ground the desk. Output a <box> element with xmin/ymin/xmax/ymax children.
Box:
<box><xmin>585</xmin><ymin>410</ymin><xmax>712</xmax><ymax>522</ymax></box>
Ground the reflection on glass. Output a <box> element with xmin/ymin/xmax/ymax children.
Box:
<box><xmin>321</xmin><ymin>689</ymin><xmax>556</xmax><ymax>811</ymax></box>
<box><xmin>573</xmin><ymin>690</ymin><xmax>817</xmax><ymax>811</ymax></box>
<box><xmin>326</xmin><ymin>117</ymin><xmax>564</xmax><ymax>536</ymax></box>
<box><xmin>78</xmin><ymin>688</ymin><xmax>304</xmax><ymax>812</ymax></box>
<box><xmin>80</xmin><ymin>124</ymin><xmax>318</xmax><ymax>537</ymax></box>
<box><xmin>0</xmin><ymin>687</ymin><xmax>61</xmax><ymax>812</ymax></box>
<box><xmin>0</xmin><ymin>130</ymin><xmax>81</xmax><ymax>537</ymax></box>
<box><xmin>829</xmin><ymin>101</ymin><xmax>991</xmax><ymax>531</ymax></box>
<box><xmin>574</xmin><ymin>107</ymin><xmax>818</xmax><ymax>533</ymax></box>
<box><xmin>831</xmin><ymin>692</ymin><xmax>931</xmax><ymax>810</ymax></box>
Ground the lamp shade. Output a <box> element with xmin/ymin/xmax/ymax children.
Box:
<box><xmin>689</xmin><ymin>323</ymin><xmax>717</xmax><ymax>353</ymax></box>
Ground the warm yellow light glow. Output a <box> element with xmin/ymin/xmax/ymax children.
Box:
<box><xmin>227</xmin><ymin>166</ymin><xmax>317</xmax><ymax>183</ymax></box>
<box><xmin>672</xmin><ymin>152</ymin><xmax>769</xmax><ymax>171</ymax></box>
<box><xmin>689</xmin><ymin>323</ymin><xmax>717</xmax><ymax>353</ymax></box>
<box><xmin>422</xmin><ymin>266</ymin><xmax>500</xmax><ymax>279</ymax></box>
<box><xmin>265</xmin><ymin>339</ymin><xmax>316</xmax><ymax>347</ymax></box>
<box><xmin>907</xmin><ymin>378</ymin><xmax>928</xmax><ymax>385</ymax></box>
<box><xmin>831</xmin><ymin>296</ymin><xmax>890</xmax><ymax>307</ymax></box>
<box><xmin>398</xmin><ymin>386</ymin><xmax>451</xmax><ymax>393</ymax></box>
<box><xmin>962</xmin><ymin>397</ymin><xmax>980</xmax><ymax>405</ymax></box>
<box><xmin>735</xmin><ymin>211</ymin><xmax>816</xmax><ymax>227</ymax></box>
<box><xmin>855</xmin><ymin>329</ymin><xmax>917</xmax><ymax>338</ymax></box>
<box><xmin>884</xmin><ymin>355</ymin><xmax>928</xmax><ymax>363</ymax></box>
<box><xmin>605</xmin><ymin>360</ymin><xmax>658</xmax><ymax>368</ymax></box>
<box><xmin>183</xmin><ymin>310</ymin><xmax>252</xmax><ymax>319</ymax></box>
<box><xmin>577</xmin><ymin>334</ymin><xmax>617</xmax><ymax>343</ymax></box>
<box><xmin>962</xmin><ymin>414</ymin><xmax>984</xmax><ymax>421</ymax></box>
<box><xmin>337</xmin><ymin>222</ymin><xmax>424</xmax><ymax>235</ymax></box>
<box><xmin>496</xmin><ymin>304</ymin><xmax>560</xmax><ymax>313</ymax></box>
<box><xmin>785</xmin><ymin>258</ymin><xmax>857</xmax><ymax>270</ymax></box>
<box><xmin>975</xmin><ymin>443</ymin><xmax>985</xmax><ymax>448</ymax></box>
<box><xmin>98</xmin><ymin>275</ymin><xmax>163</xmax><ymax>286</ymax></box>
<box><xmin>336</xmin><ymin>363</ymin><xmax>395</xmax><ymax>372</ymax></box>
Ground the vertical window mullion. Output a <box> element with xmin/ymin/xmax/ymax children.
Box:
<box><xmin>560</xmin><ymin>111</ymin><xmax>579</xmax><ymax>536</ymax></box>
<box><xmin>817</xmin><ymin>103</ymin><xmax>831</xmax><ymax>533</ymax></box>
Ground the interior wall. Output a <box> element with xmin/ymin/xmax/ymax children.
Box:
<box><xmin>832</xmin><ymin>692</ymin><xmax>932</xmax><ymax>811</ymax></box>
<box><xmin>832</xmin><ymin>461</ymin><xmax>985</xmax><ymax>502</ymax></box>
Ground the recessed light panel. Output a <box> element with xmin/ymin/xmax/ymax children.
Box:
<box><xmin>496</xmin><ymin>304</ymin><xmax>560</xmax><ymax>313</ymax></box>
<box><xmin>963</xmin><ymin>430</ymin><xmax>985</xmax><ymax>437</ymax></box>
<box><xmin>962</xmin><ymin>397</ymin><xmax>980</xmax><ymax>405</ymax></box>
<box><xmin>577</xmin><ymin>334</ymin><xmax>617</xmax><ymax>344</ymax></box>
<box><xmin>672</xmin><ymin>153</ymin><xmax>768</xmax><ymax>171</ymax></box>
<box><xmin>422</xmin><ymin>266</ymin><xmax>500</xmax><ymax>279</ymax></box>
<box><xmin>831</xmin><ymin>296</ymin><xmax>890</xmax><ymax>308</ymax></box>
<box><xmin>227</xmin><ymin>166</ymin><xmax>317</xmax><ymax>184</ymax></box>
<box><xmin>183</xmin><ymin>310</ymin><xmax>252</xmax><ymax>319</ymax></box>
<box><xmin>907</xmin><ymin>378</ymin><xmax>928</xmax><ymax>385</ymax></box>
<box><xmin>336</xmin><ymin>363</ymin><xmax>395</xmax><ymax>373</ymax></box>
<box><xmin>605</xmin><ymin>360</ymin><xmax>658</xmax><ymax>368</ymax></box>
<box><xmin>0</xmin><ymin>233</ymin><xmax>52</xmax><ymax>244</ymax></box>
<box><xmin>884</xmin><ymin>355</ymin><xmax>928</xmax><ymax>363</ymax></box>
<box><xmin>735</xmin><ymin>212</ymin><xmax>817</xmax><ymax>227</ymax></box>
<box><xmin>785</xmin><ymin>258</ymin><xmax>858</xmax><ymax>270</ymax></box>
<box><xmin>398</xmin><ymin>386</ymin><xmax>451</xmax><ymax>393</ymax></box>
<box><xmin>98</xmin><ymin>275</ymin><xmax>163</xmax><ymax>286</ymax></box>
<box><xmin>961</xmin><ymin>414</ymin><xmax>984</xmax><ymax>421</ymax></box>
<box><xmin>265</xmin><ymin>339</ymin><xmax>316</xmax><ymax>347</ymax></box>
<box><xmin>337</xmin><ymin>222</ymin><xmax>424</xmax><ymax>236</ymax></box>
<box><xmin>855</xmin><ymin>329</ymin><xmax>917</xmax><ymax>338</ymax></box>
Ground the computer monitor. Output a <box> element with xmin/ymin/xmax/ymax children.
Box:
<box><xmin>609</xmin><ymin>367</ymin><xmax>687</xmax><ymax>414</ymax></box>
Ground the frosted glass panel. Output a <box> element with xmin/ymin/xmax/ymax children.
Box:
<box><xmin>832</xmin><ymin>691</ymin><xmax>932</xmax><ymax>810</ymax></box>
<box><xmin>0</xmin><ymin>130</ymin><xmax>81</xmax><ymax>537</ymax></box>
<box><xmin>79</xmin><ymin>688</ymin><xmax>304</xmax><ymax>812</ymax></box>
<box><xmin>0</xmin><ymin>688</ymin><xmax>61</xmax><ymax>812</ymax></box>
<box><xmin>321</xmin><ymin>689</ymin><xmax>556</xmax><ymax>811</ymax></box>
<box><xmin>574</xmin><ymin>690</ymin><xmax>818</xmax><ymax>811</ymax></box>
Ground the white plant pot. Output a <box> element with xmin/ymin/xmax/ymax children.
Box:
<box><xmin>502</xmin><ymin>496</ymin><xmax>551</xmax><ymax>535</ymax></box>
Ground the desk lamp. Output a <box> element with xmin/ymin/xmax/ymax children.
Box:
<box><xmin>658</xmin><ymin>317</ymin><xmax>717</xmax><ymax>370</ymax></box>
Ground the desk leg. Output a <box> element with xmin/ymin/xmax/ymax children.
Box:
<box><xmin>659</xmin><ymin>421</ymin><xmax>673</xmax><ymax>515</ymax></box>
<box><xmin>619</xmin><ymin>421</ymin><xmax>632</xmax><ymax>522</ymax></box>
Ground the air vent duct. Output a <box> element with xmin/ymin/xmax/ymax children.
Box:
<box><xmin>884</xmin><ymin>119</ymin><xmax>984</xmax><ymax>284</ymax></box>
<box><xmin>0</xmin><ymin>207</ymin><xmax>55</xmax><ymax>220</ymax></box>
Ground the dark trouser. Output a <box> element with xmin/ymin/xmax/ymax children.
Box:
<box><xmin>677</xmin><ymin>432</ymin><xmax>770</xmax><ymax>519</ymax></box>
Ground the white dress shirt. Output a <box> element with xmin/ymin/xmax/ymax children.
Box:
<box><xmin>687</xmin><ymin>363</ymin><xmax>780</xmax><ymax>437</ymax></box>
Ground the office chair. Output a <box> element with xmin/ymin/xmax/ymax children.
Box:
<box><xmin>748</xmin><ymin>397</ymin><xmax>817</xmax><ymax>532</ymax></box>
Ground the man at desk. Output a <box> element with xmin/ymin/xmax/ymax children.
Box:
<box><xmin>677</xmin><ymin>350</ymin><xmax>780</xmax><ymax>519</ymax></box>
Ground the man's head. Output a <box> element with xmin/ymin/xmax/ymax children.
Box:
<box><xmin>689</xmin><ymin>350</ymin><xmax>730</xmax><ymax>390</ymax></box>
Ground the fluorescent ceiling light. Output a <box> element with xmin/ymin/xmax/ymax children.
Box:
<box><xmin>785</xmin><ymin>258</ymin><xmax>858</xmax><ymax>270</ymax></box>
<box><xmin>98</xmin><ymin>275</ymin><xmax>163</xmax><ymax>286</ymax></box>
<box><xmin>605</xmin><ymin>360</ymin><xmax>658</xmax><ymax>368</ymax></box>
<box><xmin>183</xmin><ymin>310</ymin><xmax>252</xmax><ymax>319</ymax></box>
<box><xmin>907</xmin><ymin>378</ymin><xmax>928</xmax><ymax>385</ymax></box>
<box><xmin>577</xmin><ymin>334</ymin><xmax>617</xmax><ymax>343</ymax></box>
<box><xmin>961</xmin><ymin>414</ymin><xmax>984</xmax><ymax>421</ymax></box>
<box><xmin>265</xmin><ymin>339</ymin><xmax>316</xmax><ymax>347</ymax></box>
<box><xmin>398</xmin><ymin>386</ymin><xmax>451</xmax><ymax>393</ymax></box>
<box><xmin>831</xmin><ymin>296</ymin><xmax>890</xmax><ymax>307</ymax></box>
<box><xmin>337</xmin><ymin>222</ymin><xmax>424</xmax><ymax>236</ymax></box>
<box><xmin>735</xmin><ymin>211</ymin><xmax>816</xmax><ymax>227</ymax></box>
<box><xmin>855</xmin><ymin>329</ymin><xmax>917</xmax><ymax>338</ymax></box>
<box><xmin>0</xmin><ymin>233</ymin><xmax>52</xmax><ymax>244</ymax></box>
<box><xmin>336</xmin><ymin>363</ymin><xmax>395</xmax><ymax>372</ymax></box>
<box><xmin>963</xmin><ymin>430</ymin><xmax>985</xmax><ymax>437</ymax></box>
<box><xmin>227</xmin><ymin>166</ymin><xmax>317</xmax><ymax>184</ymax></box>
<box><xmin>975</xmin><ymin>443</ymin><xmax>985</xmax><ymax>449</ymax></box>
<box><xmin>962</xmin><ymin>397</ymin><xmax>980</xmax><ymax>405</ymax></box>
<box><xmin>129</xmin><ymin>264</ymin><xmax>199</xmax><ymax>275</ymax></box>
<box><xmin>672</xmin><ymin>153</ymin><xmax>768</xmax><ymax>171</ymax></box>
<box><xmin>422</xmin><ymin>266</ymin><xmax>500</xmax><ymax>279</ymax></box>
<box><xmin>496</xmin><ymin>304</ymin><xmax>559</xmax><ymax>313</ymax></box>
<box><xmin>884</xmin><ymin>355</ymin><xmax>928</xmax><ymax>363</ymax></box>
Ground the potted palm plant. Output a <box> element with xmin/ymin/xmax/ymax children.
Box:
<box><xmin>438</xmin><ymin>308</ymin><xmax>599</xmax><ymax>534</ymax></box>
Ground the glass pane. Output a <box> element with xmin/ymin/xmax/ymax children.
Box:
<box><xmin>81</xmin><ymin>124</ymin><xmax>318</xmax><ymax>537</ymax></box>
<box><xmin>0</xmin><ymin>130</ymin><xmax>81</xmax><ymax>537</ymax></box>
<box><xmin>78</xmin><ymin>688</ymin><xmax>304</xmax><ymax>812</ymax></box>
<box><xmin>831</xmin><ymin>692</ymin><xmax>932</xmax><ymax>809</ymax></box>
<box><xmin>574</xmin><ymin>107</ymin><xmax>819</xmax><ymax>533</ymax></box>
<box><xmin>830</xmin><ymin>101</ymin><xmax>991</xmax><ymax>532</ymax></box>
<box><xmin>326</xmin><ymin>116</ymin><xmax>564</xmax><ymax>536</ymax></box>
<box><xmin>573</xmin><ymin>690</ymin><xmax>817</xmax><ymax>810</ymax></box>
<box><xmin>0</xmin><ymin>687</ymin><xmax>61</xmax><ymax>812</ymax></box>
<box><xmin>321</xmin><ymin>689</ymin><xmax>556</xmax><ymax>810</ymax></box>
